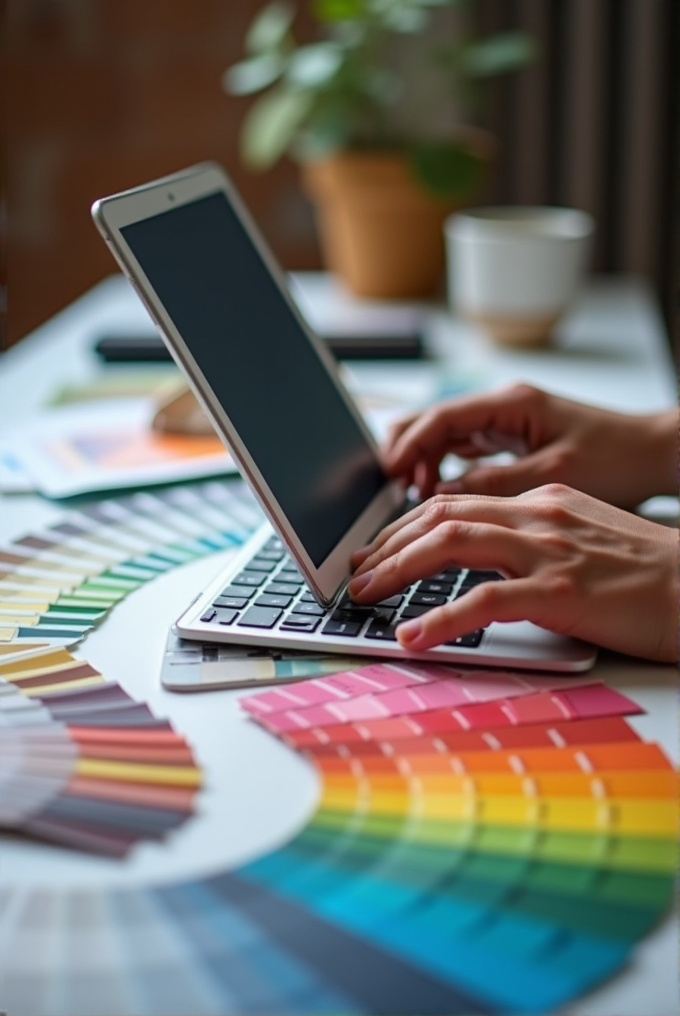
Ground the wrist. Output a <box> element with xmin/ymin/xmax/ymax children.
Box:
<box><xmin>633</xmin><ymin>411</ymin><xmax>678</xmax><ymax>504</ymax></box>
<box><xmin>657</xmin><ymin>525</ymin><xmax>680</xmax><ymax>662</ymax></box>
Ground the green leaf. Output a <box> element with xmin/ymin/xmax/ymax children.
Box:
<box><xmin>382</xmin><ymin>6</ymin><xmax>429</xmax><ymax>33</ymax></box>
<box><xmin>241</xmin><ymin>87</ymin><xmax>314</xmax><ymax>168</ymax></box>
<box><xmin>313</xmin><ymin>0</ymin><xmax>364</xmax><ymax>20</ymax></box>
<box><xmin>245</xmin><ymin>1</ymin><xmax>295</xmax><ymax>54</ymax></box>
<box><xmin>408</xmin><ymin>141</ymin><xmax>484</xmax><ymax>198</ymax></box>
<box><xmin>294</xmin><ymin>91</ymin><xmax>355</xmax><ymax>158</ymax></box>
<box><xmin>222</xmin><ymin>53</ymin><xmax>286</xmax><ymax>95</ymax></box>
<box><xmin>287</xmin><ymin>43</ymin><xmax>343</xmax><ymax>87</ymax></box>
<box><xmin>295</xmin><ymin>118</ymin><xmax>349</xmax><ymax>159</ymax></box>
<box><xmin>460</xmin><ymin>32</ymin><xmax>538</xmax><ymax>77</ymax></box>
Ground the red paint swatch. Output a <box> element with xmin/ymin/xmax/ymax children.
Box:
<box><xmin>295</xmin><ymin>716</ymin><xmax>642</xmax><ymax>758</ymax></box>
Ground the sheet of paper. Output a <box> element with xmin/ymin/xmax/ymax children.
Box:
<box><xmin>6</xmin><ymin>399</ymin><xmax>235</xmax><ymax>497</ymax></box>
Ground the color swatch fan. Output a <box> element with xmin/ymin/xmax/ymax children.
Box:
<box><xmin>236</xmin><ymin>662</ymin><xmax>678</xmax><ymax>1013</ymax></box>
<box><xmin>0</xmin><ymin>647</ymin><xmax>201</xmax><ymax>856</ymax></box>
<box><xmin>0</xmin><ymin>475</ymin><xmax>262</xmax><ymax>853</ymax></box>
<box><xmin>1</xmin><ymin>667</ymin><xmax>676</xmax><ymax>1015</ymax></box>
<box><xmin>0</xmin><ymin>478</ymin><xmax>261</xmax><ymax>654</ymax></box>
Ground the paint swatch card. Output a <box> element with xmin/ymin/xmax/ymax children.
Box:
<box><xmin>251</xmin><ymin>679</ymin><xmax>641</xmax><ymax>735</ymax></box>
<box><xmin>7</xmin><ymin>399</ymin><xmax>236</xmax><ymax>497</ymax></box>
<box><xmin>160</xmin><ymin>630</ymin><xmax>365</xmax><ymax>691</ymax></box>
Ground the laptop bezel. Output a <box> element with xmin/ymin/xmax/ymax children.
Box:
<box><xmin>91</xmin><ymin>162</ymin><xmax>405</xmax><ymax>605</ymax></box>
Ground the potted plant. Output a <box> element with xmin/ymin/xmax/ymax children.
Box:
<box><xmin>224</xmin><ymin>0</ymin><xmax>536</xmax><ymax>298</ymax></box>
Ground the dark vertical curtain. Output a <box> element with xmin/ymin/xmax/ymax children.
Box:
<box><xmin>474</xmin><ymin>0</ymin><xmax>676</xmax><ymax>337</ymax></box>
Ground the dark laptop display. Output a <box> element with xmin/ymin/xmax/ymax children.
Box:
<box><xmin>121</xmin><ymin>191</ymin><xmax>385</xmax><ymax>566</ymax></box>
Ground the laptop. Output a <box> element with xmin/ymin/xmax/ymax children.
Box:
<box><xmin>92</xmin><ymin>162</ymin><xmax>596</xmax><ymax>674</ymax></box>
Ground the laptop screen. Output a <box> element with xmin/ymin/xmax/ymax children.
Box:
<box><xmin>121</xmin><ymin>191</ymin><xmax>386</xmax><ymax>567</ymax></box>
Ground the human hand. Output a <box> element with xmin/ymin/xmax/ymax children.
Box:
<box><xmin>383</xmin><ymin>383</ymin><xmax>677</xmax><ymax>509</ymax></box>
<box><xmin>348</xmin><ymin>484</ymin><xmax>679</xmax><ymax>663</ymax></box>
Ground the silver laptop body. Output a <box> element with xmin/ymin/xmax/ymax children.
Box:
<box><xmin>92</xmin><ymin>162</ymin><xmax>596</xmax><ymax>674</ymax></box>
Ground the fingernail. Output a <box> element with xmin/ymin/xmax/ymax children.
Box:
<box><xmin>397</xmin><ymin>619</ymin><xmax>424</xmax><ymax>648</ymax></box>
<box><xmin>348</xmin><ymin>570</ymin><xmax>373</xmax><ymax>596</ymax></box>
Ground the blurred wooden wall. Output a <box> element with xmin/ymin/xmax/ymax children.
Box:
<box><xmin>3</xmin><ymin>0</ymin><xmax>676</xmax><ymax>349</ymax></box>
<box><xmin>4</xmin><ymin>0</ymin><xmax>322</xmax><ymax>348</ymax></box>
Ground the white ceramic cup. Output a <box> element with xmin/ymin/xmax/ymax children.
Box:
<box><xmin>444</xmin><ymin>206</ymin><xmax>594</xmax><ymax>345</ymax></box>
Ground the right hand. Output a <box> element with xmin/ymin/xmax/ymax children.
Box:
<box><xmin>349</xmin><ymin>484</ymin><xmax>679</xmax><ymax>663</ymax></box>
<box><xmin>383</xmin><ymin>383</ymin><xmax>677</xmax><ymax>509</ymax></box>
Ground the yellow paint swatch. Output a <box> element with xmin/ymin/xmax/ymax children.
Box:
<box><xmin>0</xmin><ymin>601</ymin><xmax>51</xmax><ymax>613</ymax></box>
<box><xmin>77</xmin><ymin>757</ymin><xmax>201</xmax><ymax>787</ymax></box>
<box><xmin>0</xmin><ymin>642</ymin><xmax>51</xmax><ymax>658</ymax></box>
<box><xmin>0</xmin><ymin>648</ymin><xmax>77</xmax><ymax>676</ymax></box>
<box><xmin>21</xmin><ymin>675</ymin><xmax>104</xmax><ymax>696</ymax></box>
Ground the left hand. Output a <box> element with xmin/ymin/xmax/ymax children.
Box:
<box><xmin>348</xmin><ymin>484</ymin><xmax>679</xmax><ymax>663</ymax></box>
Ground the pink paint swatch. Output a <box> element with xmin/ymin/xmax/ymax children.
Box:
<box><xmin>240</xmin><ymin>662</ymin><xmax>432</xmax><ymax>716</ymax></box>
<box><xmin>241</xmin><ymin>662</ymin><xmax>596</xmax><ymax>717</ymax></box>
<box><xmin>257</xmin><ymin>683</ymin><xmax>641</xmax><ymax>737</ymax></box>
<box><xmin>557</xmin><ymin>684</ymin><xmax>643</xmax><ymax>719</ymax></box>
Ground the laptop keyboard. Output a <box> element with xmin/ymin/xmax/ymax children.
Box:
<box><xmin>200</xmin><ymin>537</ymin><xmax>503</xmax><ymax>649</ymax></box>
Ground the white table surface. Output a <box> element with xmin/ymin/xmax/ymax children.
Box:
<box><xmin>0</xmin><ymin>274</ymin><xmax>677</xmax><ymax>1016</ymax></box>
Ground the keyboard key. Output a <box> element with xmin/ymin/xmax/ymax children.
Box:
<box><xmin>372</xmin><ymin>606</ymin><xmax>397</xmax><ymax>625</ymax></box>
<box><xmin>428</xmin><ymin>569</ymin><xmax>462</xmax><ymax>582</ymax></box>
<box><xmin>447</xmin><ymin>629</ymin><xmax>485</xmax><ymax>647</ymax></box>
<box><xmin>466</xmin><ymin>570</ymin><xmax>504</xmax><ymax>584</ymax></box>
<box><xmin>300</xmin><ymin>591</ymin><xmax>318</xmax><ymax>602</ymax></box>
<box><xmin>200</xmin><ymin>609</ymin><xmax>217</xmax><ymax>622</ymax></box>
<box><xmin>341</xmin><ymin>591</ymin><xmax>404</xmax><ymax>610</ymax></box>
<box><xmin>291</xmin><ymin>602</ymin><xmax>326</xmax><ymax>617</ymax></box>
<box><xmin>280</xmin><ymin>616</ymin><xmax>321</xmax><ymax>633</ymax></box>
<box><xmin>213</xmin><ymin>594</ymin><xmax>250</xmax><ymax>609</ymax></box>
<box><xmin>237</xmin><ymin>606</ymin><xmax>283</xmax><ymax>629</ymax></box>
<box><xmin>417</xmin><ymin>580</ymin><xmax>453</xmax><ymax>596</ymax></box>
<box><xmin>280</xmin><ymin>564</ymin><xmax>303</xmax><ymax>577</ymax></box>
<box><xmin>232</xmin><ymin>571</ymin><xmax>266</xmax><ymax>587</ymax></box>
<box><xmin>321</xmin><ymin>619</ymin><xmax>362</xmax><ymax>638</ymax></box>
<box><xmin>220</xmin><ymin>585</ymin><xmax>255</xmax><ymax>600</ymax></box>
<box><xmin>454</xmin><ymin>585</ymin><xmax>474</xmax><ymax>598</ymax></box>
<box><xmin>364</xmin><ymin>620</ymin><xmax>398</xmax><ymax>640</ymax></box>
<box><xmin>256</xmin><ymin>548</ymin><xmax>285</xmax><ymax>562</ymax></box>
<box><xmin>247</xmin><ymin>558</ymin><xmax>277</xmax><ymax>573</ymax></box>
<box><xmin>400</xmin><ymin>604</ymin><xmax>434</xmax><ymax>619</ymax></box>
<box><xmin>267</xmin><ymin>582</ymin><xmax>302</xmax><ymax>596</ymax></box>
<box><xmin>332</xmin><ymin>605</ymin><xmax>394</xmax><ymax>625</ymax></box>
<box><xmin>278</xmin><ymin>575</ymin><xmax>304</xmax><ymax>588</ymax></box>
<box><xmin>410</xmin><ymin>592</ymin><xmax>447</xmax><ymax>607</ymax></box>
<box><xmin>216</xmin><ymin>608</ymin><xmax>239</xmax><ymax>626</ymax></box>
<box><xmin>255</xmin><ymin>594</ymin><xmax>293</xmax><ymax>608</ymax></box>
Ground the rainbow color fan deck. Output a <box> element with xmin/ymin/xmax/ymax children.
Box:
<box><xmin>237</xmin><ymin>662</ymin><xmax>677</xmax><ymax>1014</ymax></box>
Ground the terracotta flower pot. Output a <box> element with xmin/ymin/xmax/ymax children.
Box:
<box><xmin>301</xmin><ymin>132</ymin><xmax>494</xmax><ymax>299</ymax></box>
